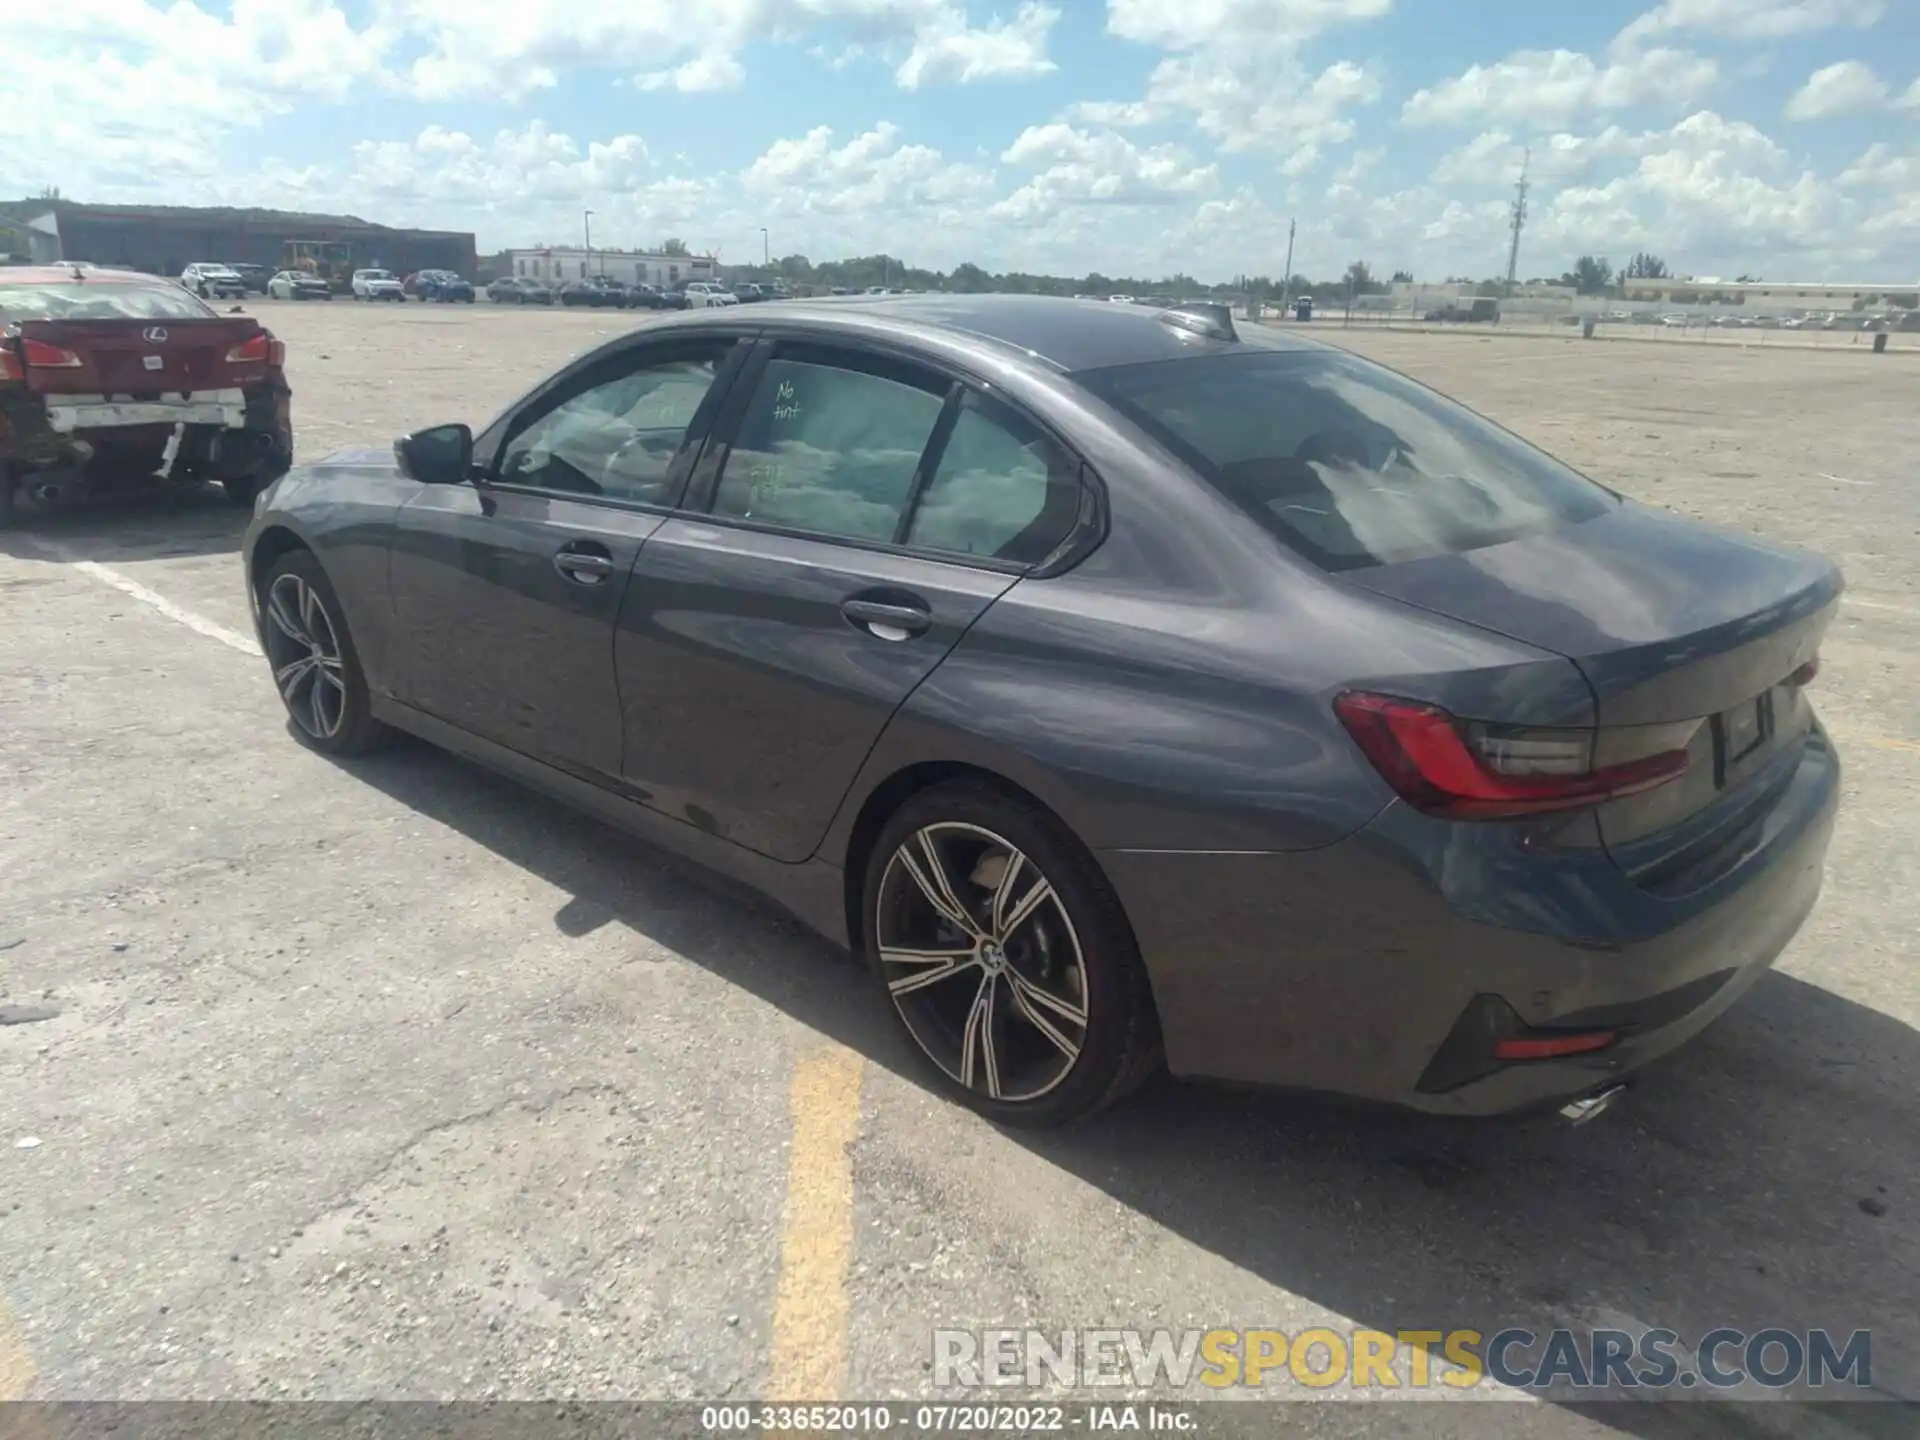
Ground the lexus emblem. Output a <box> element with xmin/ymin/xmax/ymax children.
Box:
<box><xmin>142</xmin><ymin>327</ymin><xmax>168</xmax><ymax>344</ymax></box>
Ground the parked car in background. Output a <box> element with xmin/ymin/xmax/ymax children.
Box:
<box><xmin>679</xmin><ymin>281</ymin><xmax>737</xmax><ymax>308</ymax></box>
<box><xmin>625</xmin><ymin>283</ymin><xmax>673</xmax><ymax>311</ymax></box>
<box><xmin>267</xmin><ymin>270</ymin><xmax>333</xmax><ymax>301</ymax></box>
<box><xmin>351</xmin><ymin>269</ymin><xmax>407</xmax><ymax>302</ymax></box>
<box><xmin>181</xmin><ymin>263</ymin><xmax>248</xmax><ymax>300</ymax></box>
<box><xmin>486</xmin><ymin>277</ymin><xmax>553</xmax><ymax>305</ymax></box>
<box><xmin>732</xmin><ymin>283</ymin><xmax>769</xmax><ymax>303</ymax></box>
<box><xmin>559</xmin><ymin>276</ymin><xmax>630</xmax><ymax>308</ymax></box>
<box><xmin>1</xmin><ymin>266</ymin><xmax>293</xmax><ymax>527</ymax></box>
<box><xmin>240</xmin><ymin>294</ymin><xmax>1841</xmax><ymax>1128</ymax></box>
<box><xmin>226</xmin><ymin>264</ymin><xmax>272</xmax><ymax>295</ymax></box>
<box><xmin>412</xmin><ymin>270</ymin><xmax>475</xmax><ymax>303</ymax></box>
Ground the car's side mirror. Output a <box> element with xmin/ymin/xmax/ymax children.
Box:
<box><xmin>394</xmin><ymin>423</ymin><xmax>474</xmax><ymax>485</ymax></box>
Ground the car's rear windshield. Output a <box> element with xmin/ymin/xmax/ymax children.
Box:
<box><xmin>1079</xmin><ymin>348</ymin><xmax>1616</xmax><ymax>570</ymax></box>
<box><xmin>0</xmin><ymin>281</ymin><xmax>218</xmax><ymax>322</ymax></box>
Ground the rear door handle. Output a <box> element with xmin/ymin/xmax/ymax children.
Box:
<box><xmin>841</xmin><ymin>596</ymin><xmax>932</xmax><ymax>641</ymax></box>
<box><xmin>554</xmin><ymin>547</ymin><xmax>616</xmax><ymax>584</ymax></box>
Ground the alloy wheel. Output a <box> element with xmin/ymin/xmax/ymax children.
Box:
<box><xmin>262</xmin><ymin>572</ymin><xmax>348</xmax><ymax>740</ymax></box>
<box><xmin>875</xmin><ymin>822</ymin><xmax>1091</xmax><ymax>1103</ymax></box>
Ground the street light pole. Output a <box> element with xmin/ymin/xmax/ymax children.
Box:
<box><xmin>583</xmin><ymin>210</ymin><xmax>594</xmax><ymax>274</ymax></box>
<box><xmin>760</xmin><ymin>227</ymin><xmax>769</xmax><ymax>269</ymax></box>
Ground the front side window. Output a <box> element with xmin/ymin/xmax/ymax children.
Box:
<box><xmin>710</xmin><ymin>355</ymin><xmax>946</xmax><ymax>542</ymax></box>
<box><xmin>905</xmin><ymin>392</ymin><xmax>1081</xmax><ymax>564</ymax></box>
<box><xmin>1080</xmin><ymin>349</ymin><xmax>1615</xmax><ymax>570</ymax></box>
<box><xmin>496</xmin><ymin>348</ymin><xmax>727</xmax><ymax>504</ymax></box>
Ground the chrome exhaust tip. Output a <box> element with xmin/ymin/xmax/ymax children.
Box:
<box><xmin>1559</xmin><ymin>1084</ymin><xmax>1628</xmax><ymax>1126</ymax></box>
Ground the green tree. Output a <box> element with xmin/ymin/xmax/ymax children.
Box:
<box><xmin>1623</xmin><ymin>252</ymin><xmax>1669</xmax><ymax>280</ymax></box>
<box><xmin>660</xmin><ymin>237</ymin><xmax>691</xmax><ymax>257</ymax></box>
<box><xmin>1563</xmin><ymin>254</ymin><xmax>1613</xmax><ymax>295</ymax></box>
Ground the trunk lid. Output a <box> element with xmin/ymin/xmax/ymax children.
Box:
<box><xmin>1344</xmin><ymin>503</ymin><xmax>1840</xmax><ymax>887</ymax></box>
<box><xmin>15</xmin><ymin>316</ymin><xmax>267</xmax><ymax>397</ymax></box>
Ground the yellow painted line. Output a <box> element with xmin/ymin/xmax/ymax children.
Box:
<box><xmin>0</xmin><ymin>1295</ymin><xmax>37</xmax><ymax>1399</ymax></box>
<box><xmin>766</xmin><ymin>1045</ymin><xmax>865</xmax><ymax>1404</ymax></box>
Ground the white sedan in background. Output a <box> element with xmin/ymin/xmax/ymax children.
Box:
<box><xmin>680</xmin><ymin>282</ymin><xmax>738</xmax><ymax>308</ymax></box>
<box><xmin>268</xmin><ymin>270</ymin><xmax>334</xmax><ymax>301</ymax></box>
<box><xmin>350</xmin><ymin>269</ymin><xmax>407</xmax><ymax>302</ymax></box>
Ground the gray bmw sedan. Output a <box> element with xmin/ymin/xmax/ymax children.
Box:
<box><xmin>242</xmin><ymin>295</ymin><xmax>1840</xmax><ymax>1127</ymax></box>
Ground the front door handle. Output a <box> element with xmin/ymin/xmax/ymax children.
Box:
<box><xmin>554</xmin><ymin>548</ymin><xmax>616</xmax><ymax>584</ymax></box>
<box><xmin>841</xmin><ymin>596</ymin><xmax>932</xmax><ymax>640</ymax></box>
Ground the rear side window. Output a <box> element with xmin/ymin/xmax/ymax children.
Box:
<box><xmin>905</xmin><ymin>392</ymin><xmax>1081</xmax><ymax>564</ymax></box>
<box><xmin>1081</xmin><ymin>350</ymin><xmax>1615</xmax><ymax>570</ymax></box>
<box><xmin>0</xmin><ymin>282</ymin><xmax>216</xmax><ymax>322</ymax></box>
<box><xmin>711</xmin><ymin>356</ymin><xmax>947</xmax><ymax>542</ymax></box>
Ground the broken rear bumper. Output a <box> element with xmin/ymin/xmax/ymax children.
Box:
<box><xmin>44</xmin><ymin>389</ymin><xmax>248</xmax><ymax>433</ymax></box>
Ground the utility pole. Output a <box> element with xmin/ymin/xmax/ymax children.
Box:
<box><xmin>1504</xmin><ymin>151</ymin><xmax>1529</xmax><ymax>297</ymax></box>
<box><xmin>1279</xmin><ymin>217</ymin><xmax>1297</xmax><ymax>317</ymax></box>
<box><xmin>583</xmin><ymin>210</ymin><xmax>594</xmax><ymax>274</ymax></box>
<box><xmin>760</xmin><ymin>227</ymin><xmax>769</xmax><ymax>268</ymax></box>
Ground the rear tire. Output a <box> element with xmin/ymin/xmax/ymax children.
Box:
<box><xmin>863</xmin><ymin>781</ymin><xmax>1161</xmax><ymax>1128</ymax></box>
<box><xmin>0</xmin><ymin>470</ymin><xmax>14</xmax><ymax>531</ymax></box>
<box><xmin>257</xmin><ymin>549</ymin><xmax>388</xmax><ymax>757</ymax></box>
<box><xmin>222</xmin><ymin>476</ymin><xmax>264</xmax><ymax>507</ymax></box>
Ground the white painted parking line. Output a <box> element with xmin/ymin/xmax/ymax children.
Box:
<box><xmin>13</xmin><ymin>535</ymin><xmax>262</xmax><ymax>658</ymax></box>
<box><xmin>1819</xmin><ymin>473</ymin><xmax>1874</xmax><ymax>487</ymax></box>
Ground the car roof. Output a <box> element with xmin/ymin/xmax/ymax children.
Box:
<box><xmin>659</xmin><ymin>292</ymin><xmax>1331</xmax><ymax>373</ymax></box>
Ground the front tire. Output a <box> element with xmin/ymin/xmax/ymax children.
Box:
<box><xmin>863</xmin><ymin>782</ymin><xmax>1160</xmax><ymax>1128</ymax></box>
<box><xmin>257</xmin><ymin>550</ymin><xmax>388</xmax><ymax>757</ymax></box>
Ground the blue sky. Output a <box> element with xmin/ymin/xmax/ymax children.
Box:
<box><xmin>5</xmin><ymin>0</ymin><xmax>1917</xmax><ymax>282</ymax></box>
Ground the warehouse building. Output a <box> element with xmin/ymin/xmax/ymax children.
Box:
<box><xmin>0</xmin><ymin>201</ymin><xmax>476</xmax><ymax>279</ymax></box>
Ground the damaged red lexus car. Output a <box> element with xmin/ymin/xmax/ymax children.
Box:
<box><xmin>0</xmin><ymin>265</ymin><xmax>292</xmax><ymax>527</ymax></box>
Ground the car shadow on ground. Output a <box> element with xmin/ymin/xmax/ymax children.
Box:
<box><xmin>0</xmin><ymin>481</ymin><xmax>247</xmax><ymax>563</ymax></box>
<box><xmin>338</xmin><ymin>736</ymin><xmax>1917</xmax><ymax>1439</ymax></box>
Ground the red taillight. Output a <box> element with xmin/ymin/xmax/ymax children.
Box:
<box><xmin>1788</xmin><ymin>656</ymin><xmax>1819</xmax><ymax>686</ymax></box>
<box><xmin>225</xmin><ymin>332</ymin><xmax>271</xmax><ymax>363</ymax></box>
<box><xmin>1492</xmin><ymin>1030</ymin><xmax>1618</xmax><ymax>1061</ymax></box>
<box><xmin>1333</xmin><ymin>691</ymin><xmax>1692</xmax><ymax>820</ymax></box>
<box><xmin>22</xmin><ymin>338</ymin><xmax>82</xmax><ymax>368</ymax></box>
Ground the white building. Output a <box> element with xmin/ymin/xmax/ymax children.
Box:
<box><xmin>507</xmin><ymin>247</ymin><xmax>717</xmax><ymax>288</ymax></box>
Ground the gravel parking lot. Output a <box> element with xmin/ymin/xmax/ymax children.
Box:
<box><xmin>2</xmin><ymin>301</ymin><xmax>1915</xmax><ymax>1435</ymax></box>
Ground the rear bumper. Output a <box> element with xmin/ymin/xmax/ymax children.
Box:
<box><xmin>1102</xmin><ymin>728</ymin><xmax>1839</xmax><ymax>1115</ymax></box>
<box><xmin>44</xmin><ymin>390</ymin><xmax>247</xmax><ymax>433</ymax></box>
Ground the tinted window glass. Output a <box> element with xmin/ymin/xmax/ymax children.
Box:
<box><xmin>907</xmin><ymin>393</ymin><xmax>1081</xmax><ymax>563</ymax></box>
<box><xmin>0</xmin><ymin>282</ymin><xmax>216</xmax><ymax>322</ymax></box>
<box><xmin>712</xmin><ymin>357</ymin><xmax>945</xmax><ymax>541</ymax></box>
<box><xmin>497</xmin><ymin>350</ymin><xmax>724</xmax><ymax>503</ymax></box>
<box><xmin>1082</xmin><ymin>350</ymin><xmax>1615</xmax><ymax>570</ymax></box>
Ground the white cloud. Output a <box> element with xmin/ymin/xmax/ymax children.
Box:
<box><xmin>636</xmin><ymin>51</ymin><xmax>749</xmax><ymax>92</ymax></box>
<box><xmin>1403</xmin><ymin>46</ymin><xmax>1719</xmax><ymax>127</ymax></box>
<box><xmin>1901</xmin><ymin>77</ymin><xmax>1920</xmax><ymax>111</ymax></box>
<box><xmin>1619</xmin><ymin>0</ymin><xmax>1884</xmax><ymax>45</ymax></box>
<box><xmin>1430</xmin><ymin>126</ymin><xmax>1664</xmax><ymax>187</ymax></box>
<box><xmin>741</xmin><ymin>122</ymin><xmax>998</xmax><ymax>217</ymax></box>
<box><xmin>1837</xmin><ymin>143</ymin><xmax>1920</xmax><ymax>190</ymax></box>
<box><xmin>895</xmin><ymin>2</ymin><xmax>1059</xmax><ymax>88</ymax></box>
<box><xmin>1154</xmin><ymin>54</ymin><xmax>1382</xmax><ymax>158</ymax></box>
<box><xmin>992</xmin><ymin>124</ymin><xmax>1217</xmax><ymax>222</ymax></box>
<box><xmin>393</xmin><ymin>0</ymin><xmax>1056</xmax><ymax>102</ymax></box>
<box><xmin>1784</xmin><ymin>60</ymin><xmax>1891</xmax><ymax>120</ymax></box>
<box><xmin>1106</xmin><ymin>0</ymin><xmax>1392</xmax><ymax>49</ymax></box>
